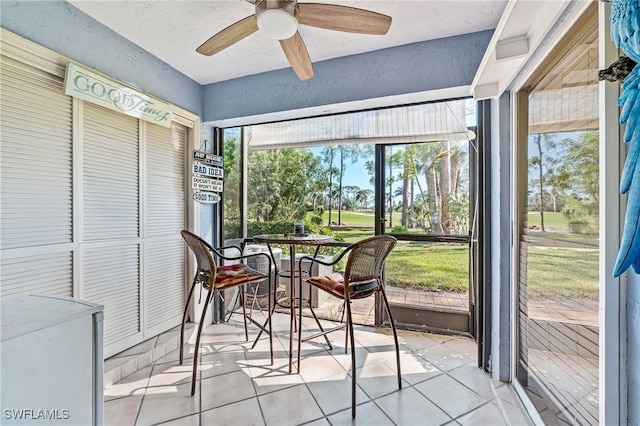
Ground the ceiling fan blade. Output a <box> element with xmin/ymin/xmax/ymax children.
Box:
<box><xmin>196</xmin><ymin>15</ymin><xmax>258</xmax><ymax>56</ymax></box>
<box><xmin>280</xmin><ymin>32</ymin><xmax>314</xmax><ymax>80</ymax></box>
<box><xmin>297</xmin><ymin>3</ymin><xmax>391</xmax><ymax>35</ymax></box>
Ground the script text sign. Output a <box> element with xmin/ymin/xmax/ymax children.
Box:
<box><xmin>64</xmin><ymin>63</ymin><xmax>172</xmax><ymax>127</ymax></box>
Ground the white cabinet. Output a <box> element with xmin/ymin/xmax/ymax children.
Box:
<box><xmin>1</xmin><ymin>295</ymin><xmax>104</xmax><ymax>425</ymax></box>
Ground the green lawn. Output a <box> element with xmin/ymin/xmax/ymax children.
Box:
<box><xmin>527</xmin><ymin>246</ymin><xmax>599</xmax><ymax>299</ymax></box>
<box><xmin>386</xmin><ymin>242</ymin><xmax>469</xmax><ymax>291</ymax></box>
<box><xmin>316</xmin><ymin>223</ymin><xmax>600</xmax><ymax>298</ymax></box>
<box><xmin>310</xmin><ymin>210</ymin><xmax>402</xmax><ymax>227</ymax></box>
<box><xmin>526</xmin><ymin>211</ymin><xmax>568</xmax><ymax>230</ymax></box>
<box><xmin>327</xmin><ymin>227</ymin><xmax>469</xmax><ymax>292</ymax></box>
<box><xmin>333</xmin><ymin>227</ymin><xmax>375</xmax><ymax>242</ymax></box>
<box><xmin>527</xmin><ymin>211</ymin><xmax>598</xmax><ymax>234</ymax></box>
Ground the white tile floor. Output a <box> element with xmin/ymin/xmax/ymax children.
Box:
<box><xmin>104</xmin><ymin>312</ymin><xmax>531</xmax><ymax>425</ymax></box>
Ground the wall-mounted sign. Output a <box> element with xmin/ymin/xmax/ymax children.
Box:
<box><xmin>193</xmin><ymin>163</ymin><xmax>224</xmax><ymax>179</ymax></box>
<box><xmin>193</xmin><ymin>150</ymin><xmax>223</xmax><ymax>167</ymax></box>
<box><xmin>64</xmin><ymin>63</ymin><xmax>172</xmax><ymax>128</ymax></box>
<box><xmin>192</xmin><ymin>176</ymin><xmax>223</xmax><ymax>192</ymax></box>
<box><xmin>193</xmin><ymin>191</ymin><xmax>221</xmax><ymax>204</ymax></box>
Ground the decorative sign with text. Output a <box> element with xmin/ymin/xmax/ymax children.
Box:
<box><xmin>193</xmin><ymin>191</ymin><xmax>221</xmax><ymax>204</ymax></box>
<box><xmin>64</xmin><ymin>63</ymin><xmax>172</xmax><ymax>127</ymax></box>
<box><xmin>193</xmin><ymin>151</ymin><xmax>223</xmax><ymax>167</ymax></box>
<box><xmin>193</xmin><ymin>163</ymin><xmax>224</xmax><ymax>179</ymax></box>
<box><xmin>192</xmin><ymin>176</ymin><xmax>223</xmax><ymax>192</ymax></box>
<box><xmin>192</xmin><ymin>150</ymin><xmax>223</xmax><ymax>202</ymax></box>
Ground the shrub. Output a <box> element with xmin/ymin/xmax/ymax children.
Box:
<box><xmin>568</xmin><ymin>219</ymin><xmax>592</xmax><ymax>234</ymax></box>
<box><xmin>391</xmin><ymin>225</ymin><xmax>408</xmax><ymax>234</ymax></box>
<box><xmin>247</xmin><ymin>221</ymin><xmax>293</xmax><ymax>236</ymax></box>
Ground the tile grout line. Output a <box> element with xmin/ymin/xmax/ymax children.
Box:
<box><xmin>108</xmin><ymin>316</ymin><xmax>515</xmax><ymax>426</ymax></box>
<box><xmin>133</xmin><ymin>366</ymin><xmax>152</xmax><ymax>426</ymax></box>
<box><xmin>489</xmin><ymin>378</ymin><xmax>511</xmax><ymax>425</ymax></box>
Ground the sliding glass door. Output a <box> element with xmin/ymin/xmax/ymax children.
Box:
<box><xmin>515</xmin><ymin>14</ymin><xmax>600</xmax><ymax>425</ymax></box>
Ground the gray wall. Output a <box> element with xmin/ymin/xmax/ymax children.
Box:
<box><xmin>1</xmin><ymin>1</ymin><xmax>492</xmax><ymax>129</ymax></box>
<box><xmin>1</xmin><ymin>1</ymin><xmax>492</xmax><ymax>128</ymax></box>
<box><xmin>0</xmin><ymin>1</ymin><xmax>202</xmax><ymax>117</ymax></box>
<box><xmin>490</xmin><ymin>93</ymin><xmax>512</xmax><ymax>382</ymax></box>
<box><xmin>202</xmin><ymin>31</ymin><xmax>493</xmax><ymax>123</ymax></box>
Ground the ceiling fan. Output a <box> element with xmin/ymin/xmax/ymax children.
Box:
<box><xmin>196</xmin><ymin>0</ymin><xmax>392</xmax><ymax>80</ymax></box>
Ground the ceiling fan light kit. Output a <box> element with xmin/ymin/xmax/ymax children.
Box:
<box><xmin>256</xmin><ymin>0</ymin><xmax>298</xmax><ymax>40</ymax></box>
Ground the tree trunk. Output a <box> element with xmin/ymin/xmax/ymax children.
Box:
<box><xmin>451</xmin><ymin>148</ymin><xmax>461</xmax><ymax>195</ymax></box>
<box><xmin>338</xmin><ymin>146</ymin><xmax>344</xmax><ymax>225</ymax></box>
<box><xmin>426</xmin><ymin>165</ymin><xmax>442</xmax><ymax>233</ymax></box>
<box><xmin>327</xmin><ymin>149</ymin><xmax>334</xmax><ymax>226</ymax></box>
<box><xmin>399</xmin><ymin>148</ymin><xmax>409</xmax><ymax>228</ymax></box>
<box><xmin>439</xmin><ymin>141</ymin><xmax>451</xmax><ymax>234</ymax></box>
<box><xmin>535</xmin><ymin>134</ymin><xmax>545</xmax><ymax>232</ymax></box>
<box><xmin>409</xmin><ymin>179</ymin><xmax>415</xmax><ymax>228</ymax></box>
<box><xmin>388</xmin><ymin>159</ymin><xmax>393</xmax><ymax>228</ymax></box>
<box><xmin>402</xmin><ymin>175</ymin><xmax>409</xmax><ymax>228</ymax></box>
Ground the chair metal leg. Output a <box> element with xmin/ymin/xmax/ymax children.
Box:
<box><xmin>250</xmin><ymin>276</ymin><xmax>275</xmax><ymax>354</ymax></box>
<box><xmin>191</xmin><ymin>289</ymin><xmax>214</xmax><ymax>396</ymax></box>
<box><xmin>346</xmin><ymin>298</ymin><xmax>357</xmax><ymax>419</ymax></box>
<box><xmin>268</xmin><ymin>275</ymin><xmax>274</xmax><ymax>365</ymax></box>
<box><xmin>250</xmin><ymin>295</ymin><xmax>275</xmax><ymax>347</ymax></box>
<box><xmin>339</xmin><ymin>300</ymin><xmax>346</xmax><ymax>324</ymax></box>
<box><xmin>289</xmin><ymin>289</ymin><xmax>295</xmax><ymax>374</ymax></box>
<box><xmin>381</xmin><ymin>289</ymin><xmax>402</xmax><ymax>389</ymax></box>
<box><xmin>240</xmin><ymin>287</ymin><xmax>249</xmax><ymax>341</ymax></box>
<box><xmin>297</xmin><ymin>277</ymin><xmax>303</xmax><ymax>372</ymax></box>
<box><xmin>180</xmin><ymin>279</ymin><xmax>198</xmax><ymax>365</ymax></box>
<box><xmin>344</xmin><ymin>301</ymin><xmax>349</xmax><ymax>354</ymax></box>
<box><xmin>307</xmin><ymin>287</ymin><xmax>334</xmax><ymax>350</ymax></box>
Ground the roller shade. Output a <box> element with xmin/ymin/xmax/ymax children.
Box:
<box><xmin>528</xmin><ymin>27</ymin><xmax>598</xmax><ymax>135</ymax></box>
<box><xmin>528</xmin><ymin>85</ymin><xmax>598</xmax><ymax>134</ymax></box>
<box><xmin>249</xmin><ymin>99</ymin><xmax>475</xmax><ymax>150</ymax></box>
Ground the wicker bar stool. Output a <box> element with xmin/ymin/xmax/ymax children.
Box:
<box><xmin>180</xmin><ymin>230</ymin><xmax>274</xmax><ymax>396</ymax></box>
<box><xmin>298</xmin><ymin>235</ymin><xmax>401</xmax><ymax>418</ymax></box>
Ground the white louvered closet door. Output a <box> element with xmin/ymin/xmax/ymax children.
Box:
<box><xmin>82</xmin><ymin>102</ymin><xmax>142</xmax><ymax>355</ymax></box>
<box><xmin>143</xmin><ymin>123</ymin><xmax>187</xmax><ymax>337</ymax></box>
<box><xmin>0</xmin><ymin>55</ymin><xmax>74</xmax><ymax>298</ymax></box>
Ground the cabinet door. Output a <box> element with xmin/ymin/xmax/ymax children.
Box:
<box><xmin>1</xmin><ymin>316</ymin><xmax>94</xmax><ymax>425</ymax></box>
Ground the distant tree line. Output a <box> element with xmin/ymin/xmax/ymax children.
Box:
<box><xmin>223</xmin><ymin>134</ymin><xmax>470</xmax><ymax>235</ymax></box>
<box><xmin>528</xmin><ymin>131</ymin><xmax>599</xmax><ymax>232</ymax></box>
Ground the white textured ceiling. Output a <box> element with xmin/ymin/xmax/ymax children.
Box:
<box><xmin>69</xmin><ymin>0</ymin><xmax>508</xmax><ymax>85</ymax></box>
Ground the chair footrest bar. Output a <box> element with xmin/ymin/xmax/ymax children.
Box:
<box><xmin>245</xmin><ymin>315</ymin><xmax>269</xmax><ymax>333</ymax></box>
<box><xmin>301</xmin><ymin>323</ymin><xmax>346</xmax><ymax>343</ymax></box>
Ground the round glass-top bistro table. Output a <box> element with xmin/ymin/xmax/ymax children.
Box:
<box><xmin>252</xmin><ymin>233</ymin><xmax>334</xmax><ymax>373</ymax></box>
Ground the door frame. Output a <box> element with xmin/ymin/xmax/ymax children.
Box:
<box><xmin>373</xmin><ymin>129</ymin><xmax>481</xmax><ymax>337</ymax></box>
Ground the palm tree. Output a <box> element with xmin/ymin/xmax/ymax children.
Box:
<box><xmin>322</xmin><ymin>146</ymin><xmax>338</xmax><ymax>226</ymax></box>
<box><xmin>416</xmin><ymin>144</ymin><xmax>446</xmax><ymax>234</ymax></box>
<box><xmin>439</xmin><ymin>141</ymin><xmax>451</xmax><ymax>233</ymax></box>
<box><xmin>336</xmin><ymin>145</ymin><xmax>363</xmax><ymax>224</ymax></box>
<box><xmin>355</xmin><ymin>188</ymin><xmax>373</xmax><ymax>211</ymax></box>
